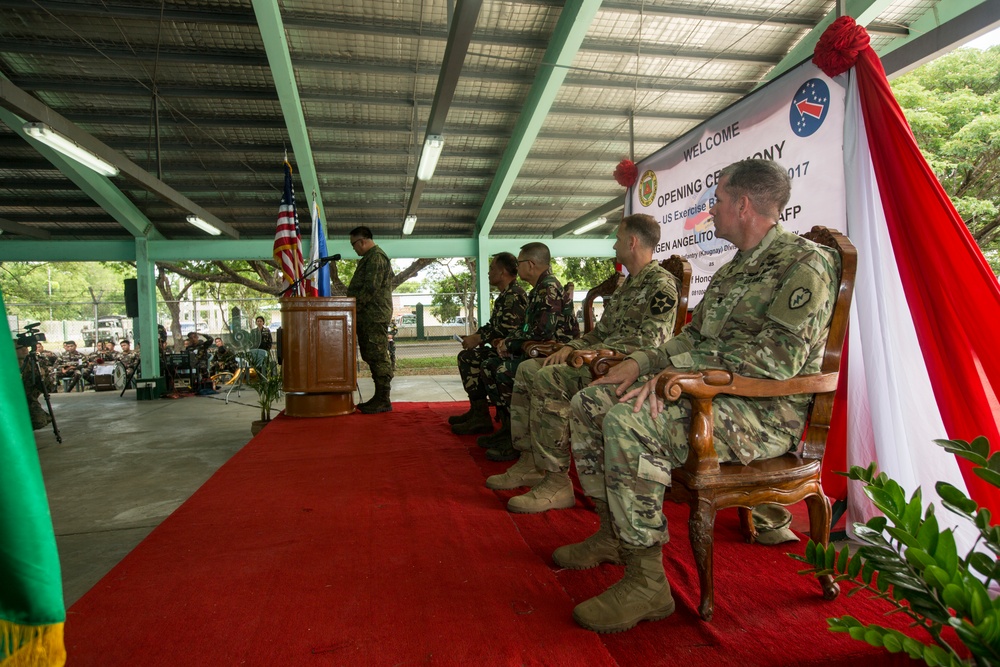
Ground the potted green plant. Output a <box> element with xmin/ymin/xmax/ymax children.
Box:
<box><xmin>793</xmin><ymin>437</ymin><xmax>1000</xmax><ymax>666</ymax></box>
<box><xmin>247</xmin><ymin>351</ymin><xmax>283</xmax><ymax>435</ymax></box>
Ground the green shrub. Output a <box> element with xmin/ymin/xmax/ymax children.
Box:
<box><xmin>792</xmin><ymin>438</ymin><xmax>1000</xmax><ymax>667</ymax></box>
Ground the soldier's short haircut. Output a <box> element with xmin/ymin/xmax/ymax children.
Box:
<box><xmin>518</xmin><ymin>242</ymin><xmax>550</xmax><ymax>266</ymax></box>
<box><xmin>65</xmin><ymin>340</ymin><xmax>76</xmax><ymax>346</ymax></box>
<box><xmin>621</xmin><ymin>213</ymin><xmax>661</xmax><ymax>250</ymax></box>
<box><xmin>349</xmin><ymin>225</ymin><xmax>373</xmax><ymax>240</ymax></box>
<box><xmin>492</xmin><ymin>252</ymin><xmax>519</xmax><ymax>276</ymax></box>
<box><xmin>719</xmin><ymin>159</ymin><xmax>791</xmax><ymax>219</ymax></box>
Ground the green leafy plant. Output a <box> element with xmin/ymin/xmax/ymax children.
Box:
<box><xmin>247</xmin><ymin>352</ymin><xmax>283</xmax><ymax>422</ymax></box>
<box><xmin>792</xmin><ymin>437</ymin><xmax>1000</xmax><ymax>667</ymax></box>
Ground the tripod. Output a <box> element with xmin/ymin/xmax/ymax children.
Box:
<box><xmin>20</xmin><ymin>350</ymin><xmax>62</xmax><ymax>443</ymax></box>
<box><xmin>120</xmin><ymin>360</ymin><xmax>140</xmax><ymax>397</ymax></box>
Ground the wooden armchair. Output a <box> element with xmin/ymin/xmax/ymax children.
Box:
<box><xmin>525</xmin><ymin>256</ymin><xmax>691</xmax><ymax>360</ymax></box>
<box><xmin>571</xmin><ymin>228</ymin><xmax>854</xmax><ymax>619</ymax></box>
<box><xmin>582</xmin><ymin>271</ymin><xmax>624</xmax><ymax>334</ymax></box>
<box><xmin>648</xmin><ymin>226</ymin><xmax>856</xmax><ymax>621</ymax></box>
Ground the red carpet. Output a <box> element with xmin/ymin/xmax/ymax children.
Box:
<box><xmin>67</xmin><ymin>403</ymin><xmax>919</xmax><ymax>666</ymax></box>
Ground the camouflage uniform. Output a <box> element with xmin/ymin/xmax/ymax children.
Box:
<box><xmin>208</xmin><ymin>347</ymin><xmax>235</xmax><ymax>375</ymax></box>
<box><xmin>117</xmin><ymin>350</ymin><xmax>139</xmax><ymax>373</ymax></box>
<box><xmin>482</xmin><ymin>269</ymin><xmax>578</xmax><ymax>412</ymax></box>
<box><xmin>510</xmin><ymin>261</ymin><xmax>679</xmax><ymax>472</ymax></box>
<box><xmin>457</xmin><ymin>282</ymin><xmax>528</xmax><ymax>400</ymax></box>
<box><xmin>570</xmin><ymin>225</ymin><xmax>840</xmax><ymax>547</ymax></box>
<box><xmin>347</xmin><ymin>244</ymin><xmax>395</xmax><ymax>386</ymax></box>
<box><xmin>56</xmin><ymin>349</ymin><xmax>86</xmax><ymax>391</ymax></box>
<box><xmin>19</xmin><ymin>348</ymin><xmax>51</xmax><ymax>429</ymax></box>
<box><xmin>35</xmin><ymin>350</ymin><xmax>58</xmax><ymax>393</ymax></box>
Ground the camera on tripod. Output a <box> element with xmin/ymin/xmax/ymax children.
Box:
<box><xmin>15</xmin><ymin>322</ymin><xmax>46</xmax><ymax>348</ymax></box>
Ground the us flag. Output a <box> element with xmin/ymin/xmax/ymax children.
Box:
<box><xmin>273</xmin><ymin>160</ymin><xmax>313</xmax><ymax>296</ymax></box>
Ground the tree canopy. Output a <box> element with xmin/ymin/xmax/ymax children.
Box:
<box><xmin>891</xmin><ymin>45</ymin><xmax>1000</xmax><ymax>272</ymax></box>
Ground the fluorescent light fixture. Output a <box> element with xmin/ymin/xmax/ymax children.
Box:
<box><xmin>573</xmin><ymin>216</ymin><xmax>608</xmax><ymax>235</ymax></box>
<box><xmin>23</xmin><ymin>122</ymin><xmax>120</xmax><ymax>177</ymax></box>
<box><xmin>416</xmin><ymin>135</ymin><xmax>444</xmax><ymax>181</ymax></box>
<box><xmin>186</xmin><ymin>215</ymin><xmax>222</xmax><ymax>236</ymax></box>
<box><xmin>402</xmin><ymin>214</ymin><xmax>417</xmax><ymax>235</ymax></box>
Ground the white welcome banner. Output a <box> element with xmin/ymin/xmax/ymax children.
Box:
<box><xmin>628</xmin><ymin>62</ymin><xmax>848</xmax><ymax>307</ymax></box>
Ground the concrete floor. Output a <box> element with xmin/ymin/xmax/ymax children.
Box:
<box><xmin>33</xmin><ymin>375</ymin><xmax>465</xmax><ymax>608</ymax></box>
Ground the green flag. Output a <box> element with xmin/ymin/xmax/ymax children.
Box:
<box><xmin>1</xmin><ymin>292</ymin><xmax>65</xmax><ymax>666</ymax></box>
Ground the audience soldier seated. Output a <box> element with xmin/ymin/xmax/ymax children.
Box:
<box><xmin>488</xmin><ymin>214</ymin><xmax>680</xmax><ymax>515</ymax></box>
<box><xmin>35</xmin><ymin>342</ymin><xmax>59</xmax><ymax>393</ymax></box>
<box><xmin>450</xmin><ymin>252</ymin><xmax>528</xmax><ymax>436</ymax></box>
<box><xmin>56</xmin><ymin>340</ymin><xmax>87</xmax><ymax>391</ymax></box>
<box><xmin>115</xmin><ymin>339</ymin><xmax>138</xmax><ymax>374</ymax></box>
<box><xmin>477</xmin><ymin>242</ymin><xmax>579</xmax><ymax>461</ymax></box>
<box><xmin>558</xmin><ymin>159</ymin><xmax>842</xmax><ymax>633</ymax></box>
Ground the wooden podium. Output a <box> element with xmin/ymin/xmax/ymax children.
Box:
<box><xmin>280</xmin><ymin>297</ymin><xmax>356</xmax><ymax>417</ymax></box>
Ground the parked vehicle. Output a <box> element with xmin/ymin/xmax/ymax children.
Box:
<box><xmin>81</xmin><ymin>316</ymin><xmax>132</xmax><ymax>346</ymax></box>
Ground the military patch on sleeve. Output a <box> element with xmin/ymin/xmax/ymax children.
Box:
<box><xmin>788</xmin><ymin>286</ymin><xmax>811</xmax><ymax>309</ymax></box>
<box><xmin>767</xmin><ymin>263</ymin><xmax>829</xmax><ymax>331</ymax></box>
<box><xmin>649</xmin><ymin>290</ymin><xmax>676</xmax><ymax>316</ymax></box>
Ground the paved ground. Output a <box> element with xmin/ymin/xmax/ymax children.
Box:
<box><xmin>33</xmin><ymin>375</ymin><xmax>465</xmax><ymax>607</ymax></box>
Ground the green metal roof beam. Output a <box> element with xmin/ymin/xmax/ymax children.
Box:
<box><xmin>879</xmin><ymin>0</ymin><xmax>998</xmax><ymax>76</ymax></box>
<box><xmin>252</xmin><ymin>0</ymin><xmax>324</xmax><ymax>217</ymax></box>
<box><xmin>0</xmin><ymin>97</ymin><xmax>163</xmax><ymax>240</ymax></box>
<box><xmin>476</xmin><ymin>0</ymin><xmax>604</xmax><ymax>239</ymax></box>
<box><xmin>406</xmin><ymin>0</ymin><xmax>484</xmax><ymax>224</ymax></box>
<box><xmin>756</xmin><ymin>0</ymin><xmax>896</xmax><ymax>88</ymax></box>
<box><xmin>0</xmin><ymin>238</ymin><xmax>615</xmax><ymax>263</ymax></box>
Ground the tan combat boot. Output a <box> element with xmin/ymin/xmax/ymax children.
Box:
<box><xmin>485</xmin><ymin>451</ymin><xmax>544</xmax><ymax>490</ymax></box>
<box><xmin>572</xmin><ymin>544</ymin><xmax>675</xmax><ymax>633</ymax></box>
<box><xmin>551</xmin><ymin>499</ymin><xmax>624</xmax><ymax>569</ymax></box>
<box><xmin>507</xmin><ymin>471</ymin><xmax>575</xmax><ymax>513</ymax></box>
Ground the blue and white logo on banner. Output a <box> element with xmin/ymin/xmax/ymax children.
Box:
<box><xmin>789</xmin><ymin>78</ymin><xmax>830</xmax><ymax>137</ymax></box>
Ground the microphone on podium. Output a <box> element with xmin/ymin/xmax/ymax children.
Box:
<box><xmin>317</xmin><ymin>254</ymin><xmax>341</xmax><ymax>263</ymax></box>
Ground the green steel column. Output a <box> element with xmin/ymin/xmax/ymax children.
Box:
<box><xmin>135</xmin><ymin>238</ymin><xmax>161</xmax><ymax>398</ymax></box>
<box><xmin>476</xmin><ymin>238</ymin><xmax>490</xmax><ymax>328</ymax></box>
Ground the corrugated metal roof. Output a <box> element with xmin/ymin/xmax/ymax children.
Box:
<box><xmin>0</xmin><ymin>0</ymin><xmax>974</xmax><ymax>242</ymax></box>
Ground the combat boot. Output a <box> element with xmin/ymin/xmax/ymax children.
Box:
<box><xmin>572</xmin><ymin>544</ymin><xmax>675</xmax><ymax>634</ymax></box>
<box><xmin>358</xmin><ymin>380</ymin><xmax>392</xmax><ymax>414</ymax></box>
<box><xmin>483</xmin><ymin>422</ymin><xmax>515</xmax><ymax>461</ymax></box>
<box><xmin>485</xmin><ymin>451</ymin><xmax>544</xmax><ymax>490</ymax></box>
<box><xmin>476</xmin><ymin>409</ymin><xmax>508</xmax><ymax>448</ymax></box>
<box><xmin>552</xmin><ymin>499</ymin><xmax>624</xmax><ymax>569</ymax></box>
<box><xmin>447</xmin><ymin>400</ymin><xmax>476</xmax><ymax>425</ymax></box>
<box><xmin>451</xmin><ymin>399</ymin><xmax>493</xmax><ymax>435</ymax></box>
<box><xmin>507</xmin><ymin>471</ymin><xmax>575</xmax><ymax>513</ymax></box>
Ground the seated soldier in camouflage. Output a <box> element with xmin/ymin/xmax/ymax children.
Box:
<box><xmin>559</xmin><ymin>160</ymin><xmax>840</xmax><ymax>633</ymax></box>
<box><xmin>449</xmin><ymin>252</ymin><xmax>527</xmax><ymax>435</ymax></box>
<box><xmin>209</xmin><ymin>338</ymin><xmax>237</xmax><ymax>376</ymax></box>
<box><xmin>56</xmin><ymin>340</ymin><xmax>86</xmax><ymax>391</ymax></box>
<box><xmin>487</xmin><ymin>214</ymin><xmax>679</xmax><ymax>514</ymax></box>
<box><xmin>478</xmin><ymin>242</ymin><xmax>579</xmax><ymax>461</ymax></box>
<box><xmin>115</xmin><ymin>339</ymin><xmax>138</xmax><ymax>372</ymax></box>
<box><xmin>35</xmin><ymin>342</ymin><xmax>59</xmax><ymax>393</ymax></box>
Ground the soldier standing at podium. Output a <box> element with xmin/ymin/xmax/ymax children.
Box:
<box><xmin>347</xmin><ymin>225</ymin><xmax>395</xmax><ymax>414</ymax></box>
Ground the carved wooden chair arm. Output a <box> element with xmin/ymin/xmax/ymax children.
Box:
<box><xmin>522</xmin><ymin>341</ymin><xmax>563</xmax><ymax>359</ymax></box>
<box><xmin>653</xmin><ymin>369</ymin><xmax>840</xmax><ymax>474</ymax></box>
<box><xmin>655</xmin><ymin>369</ymin><xmax>840</xmax><ymax>401</ymax></box>
<box><xmin>564</xmin><ymin>349</ymin><xmax>626</xmax><ymax>379</ymax></box>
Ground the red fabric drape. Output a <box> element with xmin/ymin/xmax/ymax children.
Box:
<box><xmin>816</xmin><ymin>17</ymin><xmax>1000</xmax><ymax>512</ymax></box>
